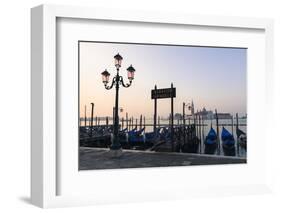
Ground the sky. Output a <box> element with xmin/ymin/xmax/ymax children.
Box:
<box><xmin>79</xmin><ymin>41</ymin><xmax>247</xmax><ymax>119</ymax></box>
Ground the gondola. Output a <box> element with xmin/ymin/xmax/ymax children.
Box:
<box><xmin>144</xmin><ymin>128</ymin><xmax>161</xmax><ymax>146</ymax></box>
<box><xmin>128</xmin><ymin>127</ymin><xmax>146</xmax><ymax>146</ymax></box>
<box><xmin>159</xmin><ymin>127</ymin><xmax>171</xmax><ymax>141</ymax></box>
<box><xmin>221</xmin><ymin>127</ymin><xmax>236</xmax><ymax>156</ymax></box>
<box><xmin>150</xmin><ymin>127</ymin><xmax>178</xmax><ymax>152</ymax></box>
<box><xmin>79</xmin><ymin>125</ymin><xmax>112</xmax><ymax>148</ymax></box>
<box><xmin>204</xmin><ymin>127</ymin><xmax>217</xmax><ymax>154</ymax></box>
<box><xmin>181</xmin><ymin>125</ymin><xmax>200</xmax><ymax>153</ymax></box>
<box><xmin>181</xmin><ymin>137</ymin><xmax>199</xmax><ymax>153</ymax></box>
<box><xmin>236</xmin><ymin>128</ymin><xmax>247</xmax><ymax>150</ymax></box>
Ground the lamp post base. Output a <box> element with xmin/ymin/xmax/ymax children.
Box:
<box><xmin>107</xmin><ymin>148</ymin><xmax>123</xmax><ymax>158</ymax></box>
<box><xmin>110</xmin><ymin>143</ymin><xmax>122</xmax><ymax>150</ymax></box>
<box><xmin>110</xmin><ymin>133</ymin><xmax>122</xmax><ymax>150</ymax></box>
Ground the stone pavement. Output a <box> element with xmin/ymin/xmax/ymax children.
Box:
<box><xmin>79</xmin><ymin>147</ymin><xmax>246</xmax><ymax>170</ymax></box>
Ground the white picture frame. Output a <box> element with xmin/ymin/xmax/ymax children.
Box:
<box><xmin>31</xmin><ymin>4</ymin><xmax>274</xmax><ymax>208</ymax></box>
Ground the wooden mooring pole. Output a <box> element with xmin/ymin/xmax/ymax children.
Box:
<box><xmin>236</xmin><ymin>113</ymin><xmax>240</xmax><ymax>156</ymax></box>
<box><xmin>215</xmin><ymin>109</ymin><xmax>220</xmax><ymax>155</ymax></box>
<box><xmin>84</xmin><ymin>105</ymin><xmax>87</xmax><ymax>127</ymax></box>
<box><xmin>112</xmin><ymin>107</ymin><xmax>115</xmax><ymax>125</ymax></box>
<box><xmin>171</xmin><ymin>83</ymin><xmax>174</xmax><ymax>152</ymax></box>
<box><xmin>195</xmin><ymin>111</ymin><xmax>198</xmax><ymax>138</ymax></box>
<box><xmin>183</xmin><ymin>102</ymin><xmax>186</xmax><ymax>144</ymax></box>
<box><xmin>199</xmin><ymin>111</ymin><xmax>202</xmax><ymax>154</ymax></box>
<box><xmin>231</xmin><ymin>115</ymin><xmax>234</xmax><ymax>135</ymax></box>
<box><xmin>140</xmin><ymin>114</ymin><xmax>143</xmax><ymax>130</ymax></box>
<box><xmin>153</xmin><ymin>85</ymin><xmax>157</xmax><ymax>133</ymax></box>
<box><xmin>202</xmin><ymin>115</ymin><xmax>205</xmax><ymax>151</ymax></box>
<box><xmin>90</xmin><ymin>103</ymin><xmax>94</xmax><ymax>132</ymax></box>
<box><xmin>126</xmin><ymin>112</ymin><xmax>128</xmax><ymax>129</ymax></box>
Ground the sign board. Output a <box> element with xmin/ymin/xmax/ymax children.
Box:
<box><xmin>151</xmin><ymin>88</ymin><xmax>176</xmax><ymax>99</ymax></box>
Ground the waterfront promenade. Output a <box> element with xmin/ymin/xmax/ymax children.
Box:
<box><xmin>79</xmin><ymin>147</ymin><xmax>246</xmax><ymax>170</ymax></box>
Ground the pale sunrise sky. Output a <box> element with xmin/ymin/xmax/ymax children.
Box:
<box><xmin>79</xmin><ymin>42</ymin><xmax>247</xmax><ymax>119</ymax></box>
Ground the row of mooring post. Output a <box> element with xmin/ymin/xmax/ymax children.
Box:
<box><xmin>193</xmin><ymin>111</ymin><xmax>205</xmax><ymax>154</ymax></box>
<box><xmin>117</xmin><ymin>114</ymin><xmax>145</xmax><ymax>131</ymax></box>
<box><xmin>182</xmin><ymin>105</ymin><xmax>206</xmax><ymax>154</ymax></box>
<box><xmin>82</xmin><ymin>102</ymin><xmax>244</xmax><ymax>156</ymax></box>
<box><xmin>180</xmin><ymin>102</ymin><xmax>246</xmax><ymax>156</ymax></box>
<box><xmin>83</xmin><ymin>103</ymin><xmax>145</xmax><ymax>130</ymax></box>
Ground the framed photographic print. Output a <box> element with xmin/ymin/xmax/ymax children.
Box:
<box><xmin>78</xmin><ymin>41</ymin><xmax>247</xmax><ymax>170</ymax></box>
<box><xmin>31</xmin><ymin>4</ymin><xmax>274</xmax><ymax>208</ymax></box>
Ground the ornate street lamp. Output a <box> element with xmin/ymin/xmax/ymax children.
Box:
<box><xmin>101</xmin><ymin>53</ymin><xmax>136</xmax><ymax>150</ymax></box>
<box><xmin>114</xmin><ymin>53</ymin><xmax>123</xmax><ymax>69</ymax></box>
<box><xmin>101</xmin><ymin>69</ymin><xmax>110</xmax><ymax>84</ymax></box>
<box><xmin>127</xmin><ymin>65</ymin><xmax>136</xmax><ymax>81</ymax></box>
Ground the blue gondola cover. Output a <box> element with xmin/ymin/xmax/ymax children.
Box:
<box><xmin>205</xmin><ymin>127</ymin><xmax>217</xmax><ymax>145</ymax></box>
<box><xmin>221</xmin><ymin>127</ymin><xmax>235</xmax><ymax>146</ymax></box>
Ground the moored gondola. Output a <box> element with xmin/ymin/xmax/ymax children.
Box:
<box><xmin>128</xmin><ymin>127</ymin><xmax>146</xmax><ymax>149</ymax></box>
<box><xmin>181</xmin><ymin>124</ymin><xmax>200</xmax><ymax>153</ymax></box>
<box><xmin>236</xmin><ymin>128</ymin><xmax>247</xmax><ymax>150</ymax></box>
<box><xmin>181</xmin><ymin>137</ymin><xmax>199</xmax><ymax>153</ymax></box>
<box><xmin>221</xmin><ymin>127</ymin><xmax>236</xmax><ymax>156</ymax></box>
<box><xmin>204</xmin><ymin>127</ymin><xmax>217</xmax><ymax>154</ymax></box>
<box><xmin>144</xmin><ymin>128</ymin><xmax>161</xmax><ymax>146</ymax></box>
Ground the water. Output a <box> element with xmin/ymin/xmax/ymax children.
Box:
<box><xmin>81</xmin><ymin>118</ymin><xmax>246</xmax><ymax>134</ymax></box>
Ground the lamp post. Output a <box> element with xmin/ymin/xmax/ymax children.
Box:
<box><xmin>90</xmin><ymin>102</ymin><xmax>94</xmax><ymax>137</ymax></box>
<box><xmin>101</xmin><ymin>53</ymin><xmax>136</xmax><ymax>150</ymax></box>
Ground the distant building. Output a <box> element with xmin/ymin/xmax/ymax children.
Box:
<box><xmin>195</xmin><ymin>107</ymin><xmax>214</xmax><ymax>120</ymax></box>
<box><xmin>241</xmin><ymin>114</ymin><xmax>247</xmax><ymax>119</ymax></box>
<box><xmin>216</xmin><ymin>113</ymin><xmax>232</xmax><ymax>119</ymax></box>
<box><xmin>174</xmin><ymin>113</ymin><xmax>183</xmax><ymax>120</ymax></box>
<box><xmin>194</xmin><ymin>106</ymin><xmax>233</xmax><ymax>120</ymax></box>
